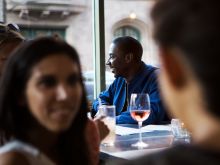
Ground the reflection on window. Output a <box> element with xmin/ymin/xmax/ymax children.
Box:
<box><xmin>114</xmin><ymin>26</ymin><xmax>141</xmax><ymax>41</ymax></box>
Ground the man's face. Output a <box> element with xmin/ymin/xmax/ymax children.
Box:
<box><xmin>106</xmin><ymin>43</ymin><xmax>128</xmax><ymax>78</ymax></box>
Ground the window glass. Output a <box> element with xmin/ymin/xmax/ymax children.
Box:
<box><xmin>3</xmin><ymin>0</ymin><xmax>160</xmax><ymax>103</ymax></box>
<box><xmin>5</xmin><ymin>0</ymin><xmax>94</xmax><ymax>102</ymax></box>
<box><xmin>114</xmin><ymin>25</ymin><xmax>141</xmax><ymax>41</ymax></box>
<box><xmin>105</xmin><ymin>0</ymin><xmax>159</xmax><ymax>83</ymax></box>
<box><xmin>21</xmin><ymin>27</ymin><xmax>66</xmax><ymax>39</ymax></box>
<box><xmin>0</xmin><ymin>0</ymin><xmax>5</xmax><ymax>22</ymax></box>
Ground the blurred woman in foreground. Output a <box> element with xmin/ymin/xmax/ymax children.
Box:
<box><xmin>0</xmin><ymin>37</ymin><xmax>103</xmax><ymax>165</ymax></box>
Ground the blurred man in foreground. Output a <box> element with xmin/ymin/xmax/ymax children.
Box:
<box><xmin>125</xmin><ymin>0</ymin><xmax>220</xmax><ymax>164</ymax></box>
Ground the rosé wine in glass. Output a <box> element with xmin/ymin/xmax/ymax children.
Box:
<box><xmin>131</xmin><ymin>110</ymin><xmax>150</xmax><ymax>122</ymax></box>
<box><xmin>130</xmin><ymin>93</ymin><xmax>151</xmax><ymax>148</ymax></box>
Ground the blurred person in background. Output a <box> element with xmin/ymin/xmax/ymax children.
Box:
<box><xmin>92</xmin><ymin>36</ymin><xmax>169</xmax><ymax>124</ymax></box>
<box><xmin>0</xmin><ymin>23</ymin><xmax>25</xmax><ymax>145</ymax></box>
<box><xmin>124</xmin><ymin>0</ymin><xmax>220</xmax><ymax>164</ymax></box>
<box><xmin>0</xmin><ymin>37</ymin><xmax>106</xmax><ymax>165</ymax></box>
<box><xmin>0</xmin><ymin>23</ymin><xmax>24</xmax><ymax>76</ymax></box>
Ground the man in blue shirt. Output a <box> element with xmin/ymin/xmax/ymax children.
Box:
<box><xmin>92</xmin><ymin>36</ymin><xmax>168</xmax><ymax>124</ymax></box>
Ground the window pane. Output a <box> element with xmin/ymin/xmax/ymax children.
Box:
<box><xmin>0</xmin><ymin>0</ymin><xmax>5</xmax><ymax>22</ymax></box>
<box><xmin>5</xmin><ymin>0</ymin><xmax>95</xmax><ymax>102</ymax></box>
<box><xmin>105</xmin><ymin>0</ymin><xmax>159</xmax><ymax>83</ymax></box>
<box><xmin>114</xmin><ymin>26</ymin><xmax>141</xmax><ymax>41</ymax></box>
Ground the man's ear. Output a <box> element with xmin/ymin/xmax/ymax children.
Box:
<box><xmin>124</xmin><ymin>53</ymin><xmax>133</xmax><ymax>63</ymax></box>
<box><xmin>159</xmin><ymin>47</ymin><xmax>187</xmax><ymax>88</ymax></box>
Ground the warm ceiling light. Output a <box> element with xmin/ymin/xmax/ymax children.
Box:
<box><xmin>129</xmin><ymin>12</ymin><xmax>136</xmax><ymax>19</ymax></box>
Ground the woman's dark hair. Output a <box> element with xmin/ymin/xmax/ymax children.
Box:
<box><xmin>0</xmin><ymin>37</ymin><xmax>89</xmax><ymax>164</ymax></box>
<box><xmin>113</xmin><ymin>36</ymin><xmax>143</xmax><ymax>61</ymax></box>
<box><xmin>151</xmin><ymin>0</ymin><xmax>220</xmax><ymax>118</ymax></box>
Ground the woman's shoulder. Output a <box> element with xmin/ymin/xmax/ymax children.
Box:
<box><xmin>0</xmin><ymin>140</ymin><xmax>39</xmax><ymax>156</ymax></box>
<box><xmin>0</xmin><ymin>140</ymin><xmax>55</xmax><ymax>165</ymax></box>
<box><xmin>0</xmin><ymin>151</ymin><xmax>30</xmax><ymax>165</ymax></box>
<box><xmin>0</xmin><ymin>140</ymin><xmax>35</xmax><ymax>165</ymax></box>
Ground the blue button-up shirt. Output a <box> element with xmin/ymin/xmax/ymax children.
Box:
<box><xmin>92</xmin><ymin>62</ymin><xmax>167</xmax><ymax>124</ymax></box>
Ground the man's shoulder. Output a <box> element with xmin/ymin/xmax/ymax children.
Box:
<box><xmin>143</xmin><ymin>63</ymin><xmax>159</xmax><ymax>72</ymax></box>
<box><xmin>124</xmin><ymin>145</ymin><xmax>186</xmax><ymax>165</ymax></box>
<box><xmin>127</xmin><ymin>144</ymin><xmax>220</xmax><ymax>165</ymax></box>
<box><xmin>140</xmin><ymin>63</ymin><xmax>159</xmax><ymax>79</ymax></box>
<box><xmin>131</xmin><ymin>146</ymin><xmax>184</xmax><ymax>163</ymax></box>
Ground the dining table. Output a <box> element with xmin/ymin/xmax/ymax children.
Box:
<box><xmin>100</xmin><ymin>124</ymin><xmax>190</xmax><ymax>163</ymax></box>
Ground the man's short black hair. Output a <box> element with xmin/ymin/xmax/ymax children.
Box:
<box><xmin>112</xmin><ymin>36</ymin><xmax>143</xmax><ymax>61</ymax></box>
<box><xmin>151</xmin><ymin>0</ymin><xmax>220</xmax><ymax>118</ymax></box>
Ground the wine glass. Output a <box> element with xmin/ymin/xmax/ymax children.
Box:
<box><xmin>130</xmin><ymin>93</ymin><xmax>151</xmax><ymax>148</ymax></box>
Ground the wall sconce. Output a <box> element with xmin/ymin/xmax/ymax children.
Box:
<box><xmin>129</xmin><ymin>12</ymin><xmax>136</xmax><ymax>19</ymax></box>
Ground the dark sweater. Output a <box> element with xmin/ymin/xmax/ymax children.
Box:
<box><xmin>123</xmin><ymin>144</ymin><xmax>220</xmax><ymax>165</ymax></box>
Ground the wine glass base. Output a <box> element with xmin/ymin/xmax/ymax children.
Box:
<box><xmin>131</xmin><ymin>141</ymin><xmax>149</xmax><ymax>149</ymax></box>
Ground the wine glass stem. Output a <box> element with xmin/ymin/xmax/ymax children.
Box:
<box><xmin>138</xmin><ymin>121</ymin><xmax>143</xmax><ymax>143</ymax></box>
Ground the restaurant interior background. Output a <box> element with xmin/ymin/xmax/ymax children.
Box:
<box><xmin>0</xmin><ymin>0</ymin><xmax>158</xmax><ymax>102</ymax></box>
